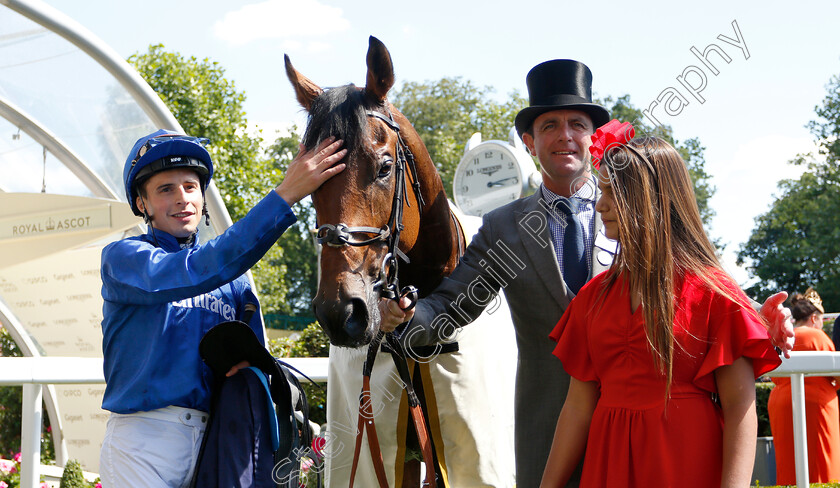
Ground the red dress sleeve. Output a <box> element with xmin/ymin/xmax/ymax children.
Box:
<box><xmin>693</xmin><ymin>280</ymin><xmax>782</xmax><ymax>392</ymax></box>
<box><xmin>550</xmin><ymin>275</ymin><xmax>602</xmax><ymax>383</ymax></box>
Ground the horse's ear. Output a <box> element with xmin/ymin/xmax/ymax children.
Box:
<box><xmin>364</xmin><ymin>36</ymin><xmax>394</xmax><ymax>104</ymax></box>
<box><xmin>285</xmin><ymin>54</ymin><xmax>323</xmax><ymax>112</ymax></box>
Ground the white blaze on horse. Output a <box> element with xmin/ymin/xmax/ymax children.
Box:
<box><xmin>285</xmin><ymin>37</ymin><xmax>517</xmax><ymax>487</ymax></box>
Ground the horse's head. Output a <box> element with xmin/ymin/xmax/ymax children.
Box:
<box><xmin>286</xmin><ymin>37</ymin><xmax>432</xmax><ymax>347</ymax></box>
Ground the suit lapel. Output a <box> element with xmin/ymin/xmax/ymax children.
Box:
<box><xmin>514</xmin><ymin>183</ymin><xmax>618</xmax><ymax>309</ymax></box>
<box><xmin>515</xmin><ymin>192</ymin><xmax>571</xmax><ymax>309</ymax></box>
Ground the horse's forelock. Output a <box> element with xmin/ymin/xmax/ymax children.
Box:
<box><xmin>302</xmin><ymin>84</ymin><xmax>373</xmax><ymax>160</ymax></box>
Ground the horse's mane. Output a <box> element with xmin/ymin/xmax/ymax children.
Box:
<box><xmin>302</xmin><ymin>84</ymin><xmax>372</xmax><ymax>160</ymax></box>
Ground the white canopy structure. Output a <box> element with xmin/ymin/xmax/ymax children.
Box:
<box><xmin>0</xmin><ymin>0</ymin><xmax>234</xmax><ymax>472</ymax></box>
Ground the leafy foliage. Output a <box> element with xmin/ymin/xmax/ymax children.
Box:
<box><xmin>391</xmin><ymin>78</ymin><xmax>528</xmax><ymax>192</ymax></box>
<box><xmin>269</xmin><ymin>323</ymin><xmax>329</xmax><ymax>425</ymax></box>
<box><xmin>755</xmin><ymin>381</ymin><xmax>774</xmax><ymax>437</ymax></box>
<box><xmin>59</xmin><ymin>459</ymin><xmax>94</xmax><ymax>488</ymax></box>
<box><xmin>0</xmin><ymin>327</ymin><xmax>22</xmax><ymax>459</ymax></box>
<box><xmin>0</xmin><ymin>328</ymin><xmax>55</xmax><ymax>464</ymax></box>
<box><xmin>390</xmin><ymin>82</ymin><xmax>715</xmax><ymax>234</ymax></box>
<box><xmin>738</xmin><ymin>73</ymin><xmax>840</xmax><ymax>309</ymax></box>
<box><xmin>264</xmin><ymin>130</ymin><xmax>320</xmax><ymax>315</ymax></box>
<box><xmin>600</xmin><ymin>95</ymin><xmax>716</xmax><ymax>230</ymax></box>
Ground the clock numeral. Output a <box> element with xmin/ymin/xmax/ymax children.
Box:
<box><xmin>460</xmin><ymin>185</ymin><xmax>469</xmax><ymax>193</ymax></box>
<box><xmin>508</xmin><ymin>162</ymin><xmax>514</xmax><ymax>169</ymax></box>
<box><xmin>466</xmin><ymin>169</ymin><xmax>474</xmax><ymax>177</ymax></box>
<box><xmin>484</xmin><ymin>151</ymin><xmax>494</xmax><ymax>159</ymax></box>
<box><xmin>473</xmin><ymin>158</ymin><xmax>480</xmax><ymax>166</ymax></box>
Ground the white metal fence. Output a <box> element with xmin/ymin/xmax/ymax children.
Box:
<box><xmin>1</xmin><ymin>353</ymin><xmax>837</xmax><ymax>488</ymax></box>
<box><xmin>0</xmin><ymin>356</ymin><xmax>329</xmax><ymax>488</ymax></box>
<box><xmin>764</xmin><ymin>351</ymin><xmax>840</xmax><ymax>488</ymax></box>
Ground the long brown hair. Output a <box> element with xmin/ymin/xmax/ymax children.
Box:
<box><xmin>599</xmin><ymin>136</ymin><xmax>761</xmax><ymax>395</ymax></box>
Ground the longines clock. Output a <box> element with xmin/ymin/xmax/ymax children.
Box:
<box><xmin>453</xmin><ymin>128</ymin><xmax>540</xmax><ymax>216</ymax></box>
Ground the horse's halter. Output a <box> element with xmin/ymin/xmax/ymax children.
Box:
<box><xmin>315</xmin><ymin>107</ymin><xmax>425</xmax><ymax>306</ymax></box>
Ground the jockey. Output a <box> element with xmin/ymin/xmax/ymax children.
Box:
<box><xmin>99</xmin><ymin>129</ymin><xmax>345</xmax><ymax>487</ymax></box>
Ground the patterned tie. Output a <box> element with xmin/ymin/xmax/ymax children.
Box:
<box><xmin>554</xmin><ymin>197</ymin><xmax>587</xmax><ymax>294</ymax></box>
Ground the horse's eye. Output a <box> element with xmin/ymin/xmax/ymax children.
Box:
<box><xmin>378</xmin><ymin>162</ymin><xmax>393</xmax><ymax>179</ymax></box>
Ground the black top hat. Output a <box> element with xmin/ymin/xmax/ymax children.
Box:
<box><xmin>515</xmin><ymin>59</ymin><xmax>610</xmax><ymax>137</ymax></box>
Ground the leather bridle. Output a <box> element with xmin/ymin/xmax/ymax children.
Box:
<box><xmin>321</xmin><ymin>107</ymin><xmax>437</xmax><ymax>487</ymax></box>
<box><xmin>315</xmin><ymin>107</ymin><xmax>424</xmax><ymax>306</ymax></box>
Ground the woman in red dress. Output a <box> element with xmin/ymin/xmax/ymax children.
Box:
<box><xmin>768</xmin><ymin>288</ymin><xmax>840</xmax><ymax>484</ymax></box>
<box><xmin>540</xmin><ymin>133</ymin><xmax>781</xmax><ymax>487</ymax></box>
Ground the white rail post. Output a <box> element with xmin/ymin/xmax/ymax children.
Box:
<box><xmin>790</xmin><ymin>373</ymin><xmax>809</xmax><ymax>487</ymax></box>
<box><xmin>20</xmin><ymin>383</ymin><xmax>43</xmax><ymax>488</ymax></box>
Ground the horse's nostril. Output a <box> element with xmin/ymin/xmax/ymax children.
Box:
<box><xmin>344</xmin><ymin>298</ymin><xmax>369</xmax><ymax>340</ymax></box>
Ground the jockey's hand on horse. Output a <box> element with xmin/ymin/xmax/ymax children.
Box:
<box><xmin>760</xmin><ymin>291</ymin><xmax>795</xmax><ymax>358</ymax></box>
<box><xmin>378</xmin><ymin>296</ymin><xmax>415</xmax><ymax>333</ymax></box>
<box><xmin>275</xmin><ymin>137</ymin><xmax>346</xmax><ymax>205</ymax></box>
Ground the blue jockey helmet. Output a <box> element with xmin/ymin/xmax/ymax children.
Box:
<box><xmin>123</xmin><ymin>129</ymin><xmax>214</xmax><ymax>216</ymax></box>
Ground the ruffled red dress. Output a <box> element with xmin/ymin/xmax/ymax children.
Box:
<box><xmin>550</xmin><ymin>270</ymin><xmax>781</xmax><ymax>488</ymax></box>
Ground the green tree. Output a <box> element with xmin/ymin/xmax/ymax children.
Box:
<box><xmin>738</xmin><ymin>73</ymin><xmax>840</xmax><ymax>309</ymax></box>
<box><xmin>601</xmin><ymin>95</ymin><xmax>715</xmax><ymax>229</ymax></box>
<box><xmin>128</xmin><ymin>45</ymin><xmax>295</xmax><ymax>314</ymax></box>
<box><xmin>268</xmin><ymin>323</ymin><xmax>329</xmax><ymax>424</ymax></box>
<box><xmin>265</xmin><ymin>129</ymin><xmax>320</xmax><ymax>315</ymax></box>
<box><xmin>0</xmin><ymin>328</ymin><xmax>54</xmax><ymax>462</ymax></box>
<box><xmin>0</xmin><ymin>327</ymin><xmax>22</xmax><ymax>458</ymax></box>
<box><xmin>390</xmin><ymin>83</ymin><xmax>715</xmax><ymax>232</ymax></box>
<box><xmin>59</xmin><ymin>459</ymin><xmax>87</xmax><ymax>488</ymax></box>
<box><xmin>391</xmin><ymin>78</ymin><xmax>528</xmax><ymax>192</ymax></box>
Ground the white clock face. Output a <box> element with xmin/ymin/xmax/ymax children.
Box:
<box><xmin>454</xmin><ymin>145</ymin><xmax>523</xmax><ymax>217</ymax></box>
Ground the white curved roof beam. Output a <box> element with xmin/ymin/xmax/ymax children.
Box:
<box><xmin>0</xmin><ymin>95</ymin><xmax>118</xmax><ymax>199</ymax></box>
<box><xmin>0</xmin><ymin>0</ymin><xmax>233</xmax><ymax>231</ymax></box>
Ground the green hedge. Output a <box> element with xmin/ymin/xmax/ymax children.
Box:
<box><xmin>268</xmin><ymin>322</ymin><xmax>329</xmax><ymax>425</ymax></box>
<box><xmin>758</xmin><ymin>484</ymin><xmax>840</xmax><ymax>487</ymax></box>
<box><xmin>756</xmin><ymin>380</ymin><xmax>774</xmax><ymax>437</ymax></box>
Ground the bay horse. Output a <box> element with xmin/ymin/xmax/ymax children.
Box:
<box><xmin>285</xmin><ymin>37</ymin><xmax>517</xmax><ymax>487</ymax></box>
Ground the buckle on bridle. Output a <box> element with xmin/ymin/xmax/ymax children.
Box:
<box><xmin>316</xmin><ymin>223</ymin><xmax>390</xmax><ymax>247</ymax></box>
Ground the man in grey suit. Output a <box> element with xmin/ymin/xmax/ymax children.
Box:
<box><xmin>382</xmin><ymin>59</ymin><xmax>610</xmax><ymax>488</ymax></box>
<box><xmin>381</xmin><ymin>59</ymin><xmax>794</xmax><ymax>487</ymax></box>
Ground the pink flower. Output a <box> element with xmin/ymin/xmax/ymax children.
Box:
<box><xmin>40</xmin><ymin>483</ymin><xmax>50</xmax><ymax>488</ymax></box>
<box><xmin>96</xmin><ymin>483</ymin><xmax>102</xmax><ymax>488</ymax></box>
<box><xmin>0</xmin><ymin>459</ymin><xmax>15</xmax><ymax>474</ymax></box>
<box><xmin>12</xmin><ymin>452</ymin><xmax>20</xmax><ymax>463</ymax></box>
<box><xmin>311</xmin><ymin>436</ymin><xmax>326</xmax><ymax>457</ymax></box>
<box><xmin>0</xmin><ymin>480</ymin><xmax>8</xmax><ymax>488</ymax></box>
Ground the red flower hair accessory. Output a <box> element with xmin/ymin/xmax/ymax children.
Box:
<box><xmin>589</xmin><ymin>119</ymin><xmax>635</xmax><ymax>169</ymax></box>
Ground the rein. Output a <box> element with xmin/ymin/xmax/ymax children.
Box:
<box><xmin>332</xmin><ymin>107</ymin><xmax>436</xmax><ymax>488</ymax></box>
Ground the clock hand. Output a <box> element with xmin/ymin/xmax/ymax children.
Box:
<box><xmin>486</xmin><ymin>176</ymin><xmax>519</xmax><ymax>188</ymax></box>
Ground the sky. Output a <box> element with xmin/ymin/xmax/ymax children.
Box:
<box><xmin>42</xmin><ymin>0</ymin><xmax>840</xmax><ymax>285</ymax></box>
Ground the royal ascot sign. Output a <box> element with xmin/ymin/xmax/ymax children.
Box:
<box><xmin>0</xmin><ymin>206</ymin><xmax>111</xmax><ymax>239</ymax></box>
<box><xmin>0</xmin><ymin>193</ymin><xmax>140</xmax><ymax>269</ymax></box>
